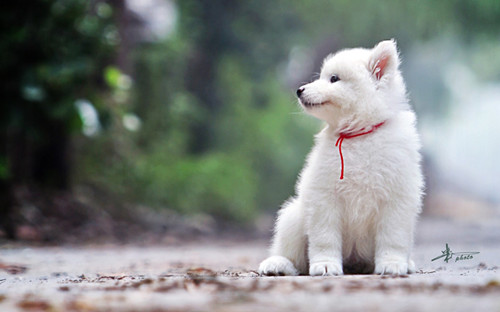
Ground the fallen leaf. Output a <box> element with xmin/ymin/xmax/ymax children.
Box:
<box><xmin>187</xmin><ymin>267</ymin><xmax>217</xmax><ymax>277</ymax></box>
<box><xmin>0</xmin><ymin>262</ymin><xmax>28</xmax><ymax>274</ymax></box>
<box><xmin>154</xmin><ymin>281</ymin><xmax>182</xmax><ymax>292</ymax></box>
<box><xmin>17</xmin><ymin>299</ymin><xmax>51</xmax><ymax>311</ymax></box>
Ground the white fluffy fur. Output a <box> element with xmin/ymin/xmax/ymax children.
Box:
<box><xmin>259</xmin><ymin>40</ymin><xmax>424</xmax><ymax>276</ymax></box>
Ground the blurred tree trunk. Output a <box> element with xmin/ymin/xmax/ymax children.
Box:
<box><xmin>0</xmin><ymin>132</ymin><xmax>15</xmax><ymax>239</ymax></box>
<box><xmin>0</xmin><ymin>184</ymin><xmax>14</xmax><ymax>239</ymax></box>
<box><xmin>181</xmin><ymin>0</ymin><xmax>240</xmax><ymax>153</ymax></box>
<box><xmin>32</xmin><ymin>123</ymin><xmax>71</xmax><ymax>190</ymax></box>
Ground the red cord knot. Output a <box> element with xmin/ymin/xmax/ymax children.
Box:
<box><xmin>335</xmin><ymin>121</ymin><xmax>386</xmax><ymax>180</ymax></box>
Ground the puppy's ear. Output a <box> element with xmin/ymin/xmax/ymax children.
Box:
<box><xmin>369</xmin><ymin>39</ymin><xmax>399</xmax><ymax>81</ymax></box>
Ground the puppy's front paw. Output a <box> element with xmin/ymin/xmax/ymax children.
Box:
<box><xmin>309</xmin><ymin>261</ymin><xmax>343</xmax><ymax>276</ymax></box>
<box><xmin>259</xmin><ymin>256</ymin><xmax>299</xmax><ymax>276</ymax></box>
<box><xmin>375</xmin><ymin>259</ymin><xmax>409</xmax><ymax>275</ymax></box>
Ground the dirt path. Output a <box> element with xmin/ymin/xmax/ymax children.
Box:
<box><xmin>1</xmin><ymin>217</ymin><xmax>499</xmax><ymax>312</ymax></box>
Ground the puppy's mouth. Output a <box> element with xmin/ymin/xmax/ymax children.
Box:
<box><xmin>301</xmin><ymin>100</ymin><xmax>330</xmax><ymax>108</ymax></box>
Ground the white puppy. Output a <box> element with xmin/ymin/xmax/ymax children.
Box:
<box><xmin>259</xmin><ymin>40</ymin><xmax>424</xmax><ymax>276</ymax></box>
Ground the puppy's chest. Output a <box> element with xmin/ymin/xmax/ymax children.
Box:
<box><xmin>300</xmin><ymin>134</ymin><xmax>395</xmax><ymax>206</ymax></box>
<box><xmin>316</xmin><ymin>137</ymin><xmax>383</xmax><ymax>183</ymax></box>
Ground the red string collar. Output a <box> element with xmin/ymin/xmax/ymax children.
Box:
<box><xmin>335</xmin><ymin>121</ymin><xmax>386</xmax><ymax>180</ymax></box>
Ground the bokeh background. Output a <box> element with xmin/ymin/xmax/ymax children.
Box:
<box><xmin>1</xmin><ymin>0</ymin><xmax>499</xmax><ymax>243</ymax></box>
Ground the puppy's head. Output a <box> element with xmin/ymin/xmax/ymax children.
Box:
<box><xmin>297</xmin><ymin>39</ymin><xmax>407</xmax><ymax>129</ymax></box>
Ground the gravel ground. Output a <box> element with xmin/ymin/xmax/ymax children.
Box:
<box><xmin>1</xmin><ymin>217</ymin><xmax>500</xmax><ymax>312</ymax></box>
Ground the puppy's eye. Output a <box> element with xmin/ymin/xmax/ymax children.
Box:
<box><xmin>330</xmin><ymin>75</ymin><xmax>340</xmax><ymax>83</ymax></box>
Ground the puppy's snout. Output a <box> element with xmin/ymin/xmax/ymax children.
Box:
<box><xmin>296</xmin><ymin>87</ymin><xmax>305</xmax><ymax>98</ymax></box>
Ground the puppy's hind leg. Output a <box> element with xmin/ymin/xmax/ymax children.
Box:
<box><xmin>259</xmin><ymin>199</ymin><xmax>308</xmax><ymax>276</ymax></box>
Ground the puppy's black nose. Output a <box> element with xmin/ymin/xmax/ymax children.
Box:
<box><xmin>296</xmin><ymin>87</ymin><xmax>305</xmax><ymax>98</ymax></box>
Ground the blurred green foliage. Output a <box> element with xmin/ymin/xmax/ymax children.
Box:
<box><xmin>75</xmin><ymin>1</ymin><xmax>323</xmax><ymax>222</ymax></box>
<box><xmin>77</xmin><ymin>45</ymin><xmax>315</xmax><ymax>222</ymax></box>
<box><xmin>0</xmin><ymin>0</ymin><xmax>115</xmax><ymax>187</ymax></box>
